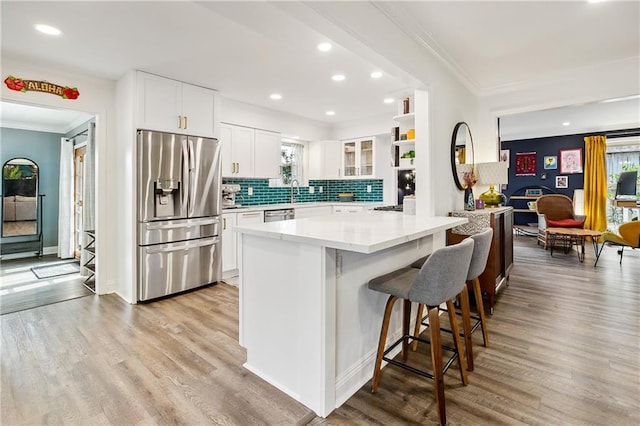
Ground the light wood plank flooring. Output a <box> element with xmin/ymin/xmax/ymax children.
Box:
<box><xmin>1</xmin><ymin>236</ymin><xmax>638</xmax><ymax>425</ymax></box>
<box><xmin>0</xmin><ymin>255</ymin><xmax>92</xmax><ymax>315</ymax></box>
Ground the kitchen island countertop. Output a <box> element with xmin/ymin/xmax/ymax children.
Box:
<box><xmin>233</xmin><ymin>211</ymin><xmax>467</xmax><ymax>254</ymax></box>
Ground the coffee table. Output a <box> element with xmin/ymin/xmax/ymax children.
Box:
<box><xmin>546</xmin><ymin>227</ymin><xmax>602</xmax><ymax>263</ymax></box>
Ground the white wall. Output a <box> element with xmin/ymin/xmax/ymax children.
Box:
<box><xmin>220</xmin><ymin>97</ymin><xmax>331</xmax><ymax>142</ymax></box>
<box><xmin>1</xmin><ymin>55</ymin><xmax>118</xmax><ymax>296</ymax></box>
<box><xmin>330</xmin><ymin>112</ymin><xmax>393</xmax><ymax>141</ymax></box>
<box><xmin>475</xmin><ymin>57</ymin><xmax>640</xmax><ymax>161</ymax></box>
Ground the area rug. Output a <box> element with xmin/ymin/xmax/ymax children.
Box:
<box><xmin>31</xmin><ymin>262</ymin><xmax>80</xmax><ymax>279</ymax></box>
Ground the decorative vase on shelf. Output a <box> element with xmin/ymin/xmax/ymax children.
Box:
<box><xmin>464</xmin><ymin>187</ymin><xmax>475</xmax><ymax>211</ymax></box>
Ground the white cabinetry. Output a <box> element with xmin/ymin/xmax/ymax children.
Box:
<box><xmin>309</xmin><ymin>140</ymin><xmax>342</xmax><ymax>179</ymax></box>
<box><xmin>333</xmin><ymin>205</ymin><xmax>364</xmax><ymax>214</ymax></box>
<box><xmin>294</xmin><ymin>205</ymin><xmax>333</xmax><ymax>219</ymax></box>
<box><xmin>136</xmin><ymin>71</ymin><xmax>219</xmax><ymax>137</ymax></box>
<box><xmin>222</xmin><ymin>210</ymin><xmax>264</xmax><ymax>275</ymax></box>
<box><xmin>221</xmin><ymin>124</ymin><xmax>280</xmax><ymax>178</ymax></box>
<box><xmin>340</xmin><ymin>137</ymin><xmax>386</xmax><ymax>179</ymax></box>
<box><xmin>222</xmin><ymin>213</ymin><xmax>237</xmax><ymax>273</ymax></box>
<box><xmin>254</xmin><ymin>130</ymin><xmax>281</xmax><ymax>178</ymax></box>
<box><xmin>221</xmin><ymin>124</ymin><xmax>254</xmax><ymax>177</ymax></box>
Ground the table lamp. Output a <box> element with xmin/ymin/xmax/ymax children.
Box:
<box><xmin>477</xmin><ymin>162</ymin><xmax>508</xmax><ymax>207</ymax></box>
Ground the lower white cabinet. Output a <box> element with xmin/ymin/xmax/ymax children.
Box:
<box><xmin>333</xmin><ymin>205</ymin><xmax>364</xmax><ymax>214</ymax></box>
<box><xmin>222</xmin><ymin>210</ymin><xmax>264</xmax><ymax>275</ymax></box>
<box><xmin>294</xmin><ymin>205</ymin><xmax>333</xmax><ymax>219</ymax></box>
<box><xmin>222</xmin><ymin>213</ymin><xmax>238</xmax><ymax>274</ymax></box>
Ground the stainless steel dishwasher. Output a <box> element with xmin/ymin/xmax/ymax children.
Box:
<box><xmin>264</xmin><ymin>208</ymin><xmax>295</xmax><ymax>222</ymax></box>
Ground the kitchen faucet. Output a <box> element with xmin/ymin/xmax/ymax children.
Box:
<box><xmin>290</xmin><ymin>179</ymin><xmax>300</xmax><ymax>203</ymax></box>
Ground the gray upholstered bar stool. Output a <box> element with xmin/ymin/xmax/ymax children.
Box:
<box><xmin>411</xmin><ymin>228</ymin><xmax>493</xmax><ymax>372</ymax></box>
<box><xmin>368</xmin><ymin>238</ymin><xmax>474</xmax><ymax>426</ymax></box>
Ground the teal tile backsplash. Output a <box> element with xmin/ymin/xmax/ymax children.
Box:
<box><xmin>223</xmin><ymin>178</ymin><xmax>383</xmax><ymax>206</ymax></box>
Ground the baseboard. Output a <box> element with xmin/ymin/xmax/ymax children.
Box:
<box><xmin>43</xmin><ymin>246</ymin><xmax>58</xmax><ymax>255</ymax></box>
<box><xmin>0</xmin><ymin>245</ymin><xmax>58</xmax><ymax>260</ymax></box>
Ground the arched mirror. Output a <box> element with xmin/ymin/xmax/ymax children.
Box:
<box><xmin>451</xmin><ymin>122</ymin><xmax>475</xmax><ymax>190</ymax></box>
<box><xmin>2</xmin><ymin>158</ymin><xmax>39</xmax><ymax>237</ymax></box>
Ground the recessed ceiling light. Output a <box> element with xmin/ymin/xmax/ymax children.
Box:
<box><xmin>270</xmin><ymin>93</ymin><xmax>282</xmax><ymax>100</ymax></box>
<box><xmin>562</xmin><ymin>122</ymin><xmax>570</xmax><ymax>126</ymax></box>
<box><xmin>326</xmin><ymin>111</ymin><xmax>336</xmax><ymax>116</ymax></box>
<box><xmin>34</xmin><ymin>24</ymin><xmax>62</xmax><ymax>36</ymax></box>
<box><xmin>371</xmin><ymin>71</ymin><xmax>383</xmax><ymax>79</ymax></box>
<box><xmin>383</xmin><ymin>98</ymin><xmax>395</xmax><ymax>104</ymax></box>
<box><xmin>317</xmin><ymin>42</ymin><xmax>332</xmax><ymax>52</ymax></box>
<box><xmin>331</xmin><ymin>74</ymin><xmax>345</xmax><ymax>82</ymax></box>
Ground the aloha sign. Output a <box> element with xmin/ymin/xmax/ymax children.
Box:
<box><xmin>4</xmin><ymin>75</ymin><xmax>79</xmax><ymax>99</ymax></box>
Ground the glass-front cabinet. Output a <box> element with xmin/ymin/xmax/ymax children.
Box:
<box><xmin>342</xmin><ymin>138</ymin><xmax>374</xmax><ymax>178</ymax></box>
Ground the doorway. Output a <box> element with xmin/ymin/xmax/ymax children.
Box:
<box><xmin>0</xmin><ymin>101</ymin><xmax>96</xmax><ymax>314</ymax></box>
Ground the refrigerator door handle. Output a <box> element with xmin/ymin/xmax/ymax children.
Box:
<box><xmin>145</xmin><ymin>237</ymin><xmax>220</xmax><ymax>254</ymax></box>
<box><xmin>145</xmin><ymin>217</ymin><xmax>219</xmax><ymax>230</ymax></box>
<box><xmin>181</xmin><ymin>137</ymin><xmax>190</xmax><ymax>213</ymax></box>
<box><xmin>188</xmin><ymin>138</ymin><xmax>196</xmax><ymax>171</ymax></box>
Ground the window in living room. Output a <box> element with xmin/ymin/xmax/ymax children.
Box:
<box><xmin>606</xmin><ymin>139</ymin><xmax>640</xmax><ymax>228</ymax></box>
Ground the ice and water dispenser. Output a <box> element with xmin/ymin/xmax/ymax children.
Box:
<box><xmin>154</xmin><ymin>179</ymin><xmax>181</xmax><ymax>218</ymax></box>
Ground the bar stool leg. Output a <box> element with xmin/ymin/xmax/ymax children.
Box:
<box><xmin>458</xmin><ymin>285</ymin><xmax>474</xmax><ymax>371</ymax></box>
<box><xmin>428</xmin><ymin>306</ymin><xmax>446</xmax><ymax>425</ymax></box>
<box><xmin>472</xmin><ymin>277</ymin><xmax>490</xmax><ymax>347</ymax></box>
<box><xmin>402</xmin><ymin>299</ymin><xmax>411</xmax><ymax>362</ymax></box>
<box><xmin>446</xmin><ymin>300</ymin><xmax>468</xmax><ymax>386</ymax></box>
<box><xmin>371</xmin><ymin>295</ymin><xmax>398</xmax><ymax>393</ymax></box>
<box><xmin>411</xmin><ymin>303</ymin><xmax>425</xmax><ymax>352</ymax></box>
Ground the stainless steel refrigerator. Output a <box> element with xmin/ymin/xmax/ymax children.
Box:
<box><xmin>137</xmin><ymin>129</ymin><xmax>222</xmax><ymax>301</ymax></box>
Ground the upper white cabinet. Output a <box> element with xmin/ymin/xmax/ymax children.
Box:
<box><xmin>309</xmin><ymin>140</ymin><xmax>342</xmax><ymax>180</ymax></box>
<box><xmin>341</xmin><ymin>137</ymin><xmax>386</xmax><ymax>179</ymax></box>
<box><xmin>221</xmin><ymin>123</ymin><xmax>280</xmax><ymax>178</ymax></box>
<box><xmin>253</xmin><ymin>129</ymin><xmax>281</xmax><ymax>178</ymax></box>
<box><xmin>221</xmin><ymin>124</ymin><xmax>253</xmax><ymax>177</ymax></box>
<box><xmin>136</xmin><ymin>72</ymin><xmax>219</xmax><ymax>138</ymax></box>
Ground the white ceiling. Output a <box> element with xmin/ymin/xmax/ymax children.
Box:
<box><xmin>1</xmin><ymin>1</ymin><xmax>639</xmax><ymax>138</ymax></box>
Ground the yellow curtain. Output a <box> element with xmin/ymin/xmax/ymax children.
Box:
<box><xmin>457</xmin><ymin>147</ymin><xmax>466</xmax><ymax>165</ymax></box>
<box><xmin>583</xmin><ymin>135</ymin><xmax>608</xmax><ymax>231</ymax></box>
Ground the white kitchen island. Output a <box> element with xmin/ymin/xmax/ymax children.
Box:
<box><xmin>234</xmin><ymin>211</ymin><xmax>468</xmax><ymax>417</ymax></box>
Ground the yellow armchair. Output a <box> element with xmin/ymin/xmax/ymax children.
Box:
<box><xmin>594</xmin><ymin>221</ymin><xmax>640</xmax><ymax>266</ymax></box>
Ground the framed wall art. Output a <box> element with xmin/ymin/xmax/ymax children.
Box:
<box><xmin>515</xmin><ymin>152</ymin><xmax>536</xmax><ymax>176</ymax></box>
<box><xmin>500</xmin><ymin>149</ymin><xmax>510</xmax><ymax>167</ymax></box>
<box><xmin>559</xmin><ymin>148</ymin><xmax>583</xmax><ymax>174</ymax></box>
<box><xmin>555</xmin><ymin>175</ymin><xmax>568</xmax><ymax>189</ymax></box>
<box><xmin>543</xmin><ymin>156</ymin><xmax>557</xmax><ymax>170</ymax></box>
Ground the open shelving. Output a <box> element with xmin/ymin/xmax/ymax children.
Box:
<box><xmin>83</xmin><ymin>230</ymin><xmax>96</xmax><ymax>292</ymax></box>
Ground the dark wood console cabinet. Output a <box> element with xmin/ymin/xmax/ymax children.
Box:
<box><xmin>447</xmin><ymin>207</ymin><xmax>514</xmax><ymax>313</ymax></box>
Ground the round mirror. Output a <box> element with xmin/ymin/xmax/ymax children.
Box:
<box><xmin>450</xmin><ymin>122</ymin><xmax>475</xmax><ymax>190</ymax></box>
<box><xmin>2</xmin><ymin>158</ymin><xmax>39</xmax><ymax>237</ymax></box>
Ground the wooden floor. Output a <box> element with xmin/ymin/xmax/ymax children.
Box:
<box><xmin>1</xmin><ymin>236</ymin><xmax>639</xmax><ymax>425</ymax></box>
<box><xmin>0</xmin><ymin>255</ymin><xmax>92</xmax><ymax>315</ymax></box>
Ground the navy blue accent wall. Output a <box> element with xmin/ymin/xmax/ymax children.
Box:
<box><xmin>502</xmin><ymin>134</ymin><xmax>585</xmax><ymax>200</ymax></box>
<box><xmin>1</xmin><ymin>127</ymin><xmax>62</xmax><ymax>248</ymax></box>
<box><xmin>502</xmin><ymin>134</ymin><xmax>587</xmax><ymax>226</ymax></box>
